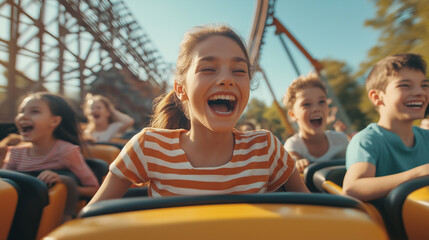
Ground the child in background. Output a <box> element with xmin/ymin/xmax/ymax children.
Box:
<box><xmin>83</xmin><ymin>93</ymin><xmax>135</xmax><ymax>142</ymax></box>
<box><xmin>88</xmin><ymin>25</ymin><xmax>308</xmax><ymax>205</ymax></box>
<box><xmin>3</xmin><ymin>92</ymin><xmax>99</xmax><ymax>219</ymax></box>
<box><xmin>343</xmin><ymin>53</ymin><xmax>429</xmax><ymax>201</ymax></box>
<box><xmin>238</xmin><ymin>122</ymin><xmax>256</xmax><ymax>131</ymax></box>
<box><xmin>283</xmin><ymin>72</ymin><xmax>349</xmax><ymax>173</ymax></box>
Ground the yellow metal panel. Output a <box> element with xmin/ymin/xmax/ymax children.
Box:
<box><xmin>45</xmin><ymin>203</ymin><xmax>388</xmax><ymax>240</ymax></box>
<box><xmin>403</xmin><ymin>187</ymin><xmax>429</xmax><ymax>240</ymax></box>
<box><xmin>83</xmin><ymin>144</ymin><xmax>120</xmax><ymax>164</ymax></box>
<box><xmin>0</xmin><ymin>179</ymin><xmax>18</xmax><ymax>240</ymax></box>
<box><xmin>37</xmin><ymin>182</ymin><xmax>67</xmax><ymax>240</ymax></box>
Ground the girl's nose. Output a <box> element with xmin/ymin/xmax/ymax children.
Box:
<box><xmin>15</xmin><ymin>112</ymin><xmax>26</xmax><ymax>122</ymax></box>
<box><xmin>217</xmin><ymin>71</ymin><xmax>235</xmax><ymax>87</ymax></box>
<box><xmin>312</xmin><ymin>106</ymin><xmax>320</xmax><ymax>112</ymax></box>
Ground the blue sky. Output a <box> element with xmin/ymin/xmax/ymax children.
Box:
<box><xmin>125</xmin><ymin>0</ymin><xmax>381</xmax><ymax>106</ymax></box>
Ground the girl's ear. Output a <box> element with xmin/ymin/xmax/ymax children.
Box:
<box><xmin>174</xmin><ymin>81</ymin><xmax>188</xmax><ymax>101</ymax></box>
<box><xmin>368</xmin><ymin>89</ymin><xmax>384</xmax><ymax>106</ymax></box>
<box><xmin>50</xmin><ymin>116</ymin><xmax>62</xmax><ymax>128</ymax></box>
<box><xmin>288</xmin><ymin>109</ymin><xmax>297</xmax><ymax>122</ymax></box>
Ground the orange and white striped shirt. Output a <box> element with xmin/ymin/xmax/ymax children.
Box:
<box><xmin>110</xmin><ymin>128</ymin><xmax>295</xmax><ymax>197</ymax></box>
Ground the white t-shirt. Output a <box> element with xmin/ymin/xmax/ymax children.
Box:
<box><xmin>284</xmin><ymin>130</ymin><xmax>348</xmax><ymax>162</ymax></box>
<box><xmin>88</xmin><ymin>122</ymin><xmax>124</xmax><ymax>142</ymax></box>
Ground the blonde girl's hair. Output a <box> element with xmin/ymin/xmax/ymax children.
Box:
<box><xmin>150</xmin><ymin>24</ymin><xmax>253</xmax><ymax>130</ymax></box>
<box><xmin>283</xmin><ymin>72</ymin><xmax>327</xmax><ymax>110</ymax></box>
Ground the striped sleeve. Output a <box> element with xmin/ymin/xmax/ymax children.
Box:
<box><xmin>266</xmin><ymin>131</ymin><xmax>295</xmax><ymax>192</ymax></box>
<box><xmin>62</xmin><ymin>146</ymin><xmax>99</xmax><ymax>187</ymax></box>
<box><xmin>109</xmin><ymin>128</ymin><xmax>149</xmax><ymax>184</ymax></box>
<box><xmin>2</xmin><ymin>147</ymin><xmax>16</xmax><ymax>170</ymax></box>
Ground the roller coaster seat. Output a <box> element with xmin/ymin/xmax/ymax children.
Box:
<box><xmin>384</xmin><ymin>175</ymin><xmax>429</xmax><ymax>240</ymax></box>
<box><xmin>45</xmin><ymin>193</ymin><xmax>388</xmax><ymax>240</ymax></box>
<box><xmin>36</xmin><ymin>182</ymin><xmax>67</xmax><ymax>240</ymax></box>
<box><xmin>0</xmin><ymin>178</ymin><xmax>19</xmax><ymax>240</ymax></box>
<box><xmin>85</xmin><ymin>158</ymin><xmax>109</xmax><ymax>184</ymax></box>
<box><xmin>0</xmin><ymin>170</ymin><xmax>49</xmax><ymax>240</ymax></box>
<box><xmin>302</xmin><ymin>158</ymin><xmax>345</xmax><ymax>192</ymax></box>
<box><xmin>82</xmin><ymin>144</ymin><xmax>121</xmax><ymax>164</ymax></box>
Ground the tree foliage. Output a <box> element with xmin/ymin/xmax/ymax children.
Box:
<box><xmin>321</xmin><ymin>59</ymin><xmax>371</xmax><ymax>130</ymax></box>
<box><xmin>240</xmin><ymin>98</ymin><xmax>289</xmax><ymax>142</ymax></box>
<box><xmin>358</xmin><ymin>0</ymin><xmax>429</xmax><ymax>76</ymax></box>
<box><xmin>355</xmin><ymin>0</ymin><xmax>429</xmax><ymax>123</ymax></box>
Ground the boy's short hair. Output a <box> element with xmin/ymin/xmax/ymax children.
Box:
<box><xmin>366</xmin><ymin>53</ymin><xmax>427</xmax><ymax>92</ymax></box>
<box><xmin>283</xmin><ymin>72</ymin><xmax>327</xmax><ymax>110</ymax></box>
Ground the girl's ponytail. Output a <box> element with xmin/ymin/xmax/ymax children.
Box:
<box><xmin>150</xmin><ymin>89</ymin><xmax>190</xmax><ymax>130</ymax></box>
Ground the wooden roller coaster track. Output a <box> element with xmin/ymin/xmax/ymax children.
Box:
<box><xmin>0</xmin><ymin>0</ymin><xmax>169</xmax><ymax>126</ymax></box>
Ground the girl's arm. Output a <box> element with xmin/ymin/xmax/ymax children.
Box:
<box><xmin>78</xmin><ymin>186</ymin><xmax>99</xmax><ymax>197</ymax></box>
<box><xmin>283</xmin><ymin>168</ymin><xmax>310</xmax><ymax>193</ymax></box>
<box><xmin>111</xmin><ymin>108</ymin><xmax>135</xmax><ymax>133</ymax></box>
<box><xmin>343</xmin><ymin>162</ymin><xmax>429</xmax><ymax>201</ymax></box>
<box><xmin>87</xmin><ymin>172</ymin><xmax>131</xmax><ymax>206</ymax></box>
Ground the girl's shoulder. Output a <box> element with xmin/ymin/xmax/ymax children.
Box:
<box><xmin>233</xmin><ymin>128</ymin><xmax>270</xmax><ymax>137</ymax></box>
<box><xmin>7</xmin><ymin>143</ymin><xmax>31</xmax><ymax>152</ymax></box>
<box><xmin>135</xmin><ymin>127</ymin><xmax>187</xmax><ymax>142</ymax></box>
<box><xmin>325</xmin><ymin>130</ymin><xmax>348</xmax><ymax>141</ymax></box>
<box><xmin>233</xmin><ymin>129</ymin><xmax>276</xmax><ymax>145</ymax></box>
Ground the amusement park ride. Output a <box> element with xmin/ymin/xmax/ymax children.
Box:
<box><xmin>0</xmin><ymin>0</ymin><xmax>169</xmax><ymax>127</ymax></box>
<box><xmin>0</xmin><ymin>0</ymin><xmax>428</xmax><ymax>240</ymax></box>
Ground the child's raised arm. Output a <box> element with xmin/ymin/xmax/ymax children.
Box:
<box><xmin>288</xmin><ymin>151</ymin><xmax>310</xmax><ymax>173</ymax></box>
<box><xmin>343</xmin><ymin>162</ymin><xmax>429</xmax><ymax>201</ymax></box>
<box><xmin>88</xmin><ymin>172</ymin><xmax>132</xmax><ymax>206</ymax></box>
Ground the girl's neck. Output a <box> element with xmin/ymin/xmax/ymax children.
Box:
<box><xmin>94</xmin><ymin>120</ymin><xmax>109</xmax><ymax>132</ymax></box>
<box><xmin>181</xmin><ymin>127</ymin><xmax>234</xmax><ymax>168</ymax></box>
<box><xmin>377</xmin><ymin>119</ymin><xmax>414</xmax><ymax>147</ymax></box>
<box><xmin>29</xmin><ymin>136</ymin><xmax>58</xmax><ymax>157</ymax></box>
<box><xmin>300</xmin><ymin>130</ymin><xmax>329</xmax><ymax>158</ymax></box>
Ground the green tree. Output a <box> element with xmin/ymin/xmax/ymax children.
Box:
<box><xmin>263</xmin><ymin>102</ymin><xmax>288</xmax><ymax>142</ymax></box>
<box><xmin>321</xmin><ymin>59</ymin><xmax>371</xmax><ymax>130</ymax></box>
<box><xmin>240</xmin><ymin>98</ymin><xmax>267</xmax><ymax>125</ymax></box>
<box><xmin>358</xmin><ymin>0</ymin><xmax>429</xmax><ymax>76</ymax></box>
<box><xmin>356</xmin><ymin>0</ymin><xmax>429</xmax><ymax>123</ymax></box>
<box><xmin>240</xmin><ymin>98</ymin><xmax>291</xmax><ymax>142</ymax></box>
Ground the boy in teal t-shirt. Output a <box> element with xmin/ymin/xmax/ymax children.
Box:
<box><xmin>344</xmin><ymin>53</ymin><xmax>429</xmax><ymax>202</ymax></box>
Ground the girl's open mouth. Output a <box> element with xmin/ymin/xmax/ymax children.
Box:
<box><xmin>208</xmin><ymin>94</ymin><xmax>236</xmax><ymax>115</ymax></box>
<box><xmin>310</xmin><ymin>117</ymin><xmax>323</xmax><ymax>127</ymax></box>
<box><xmin>20</xmin><ymin>125</ymin><xmax>34</xmax><ymax>135</ymax></box>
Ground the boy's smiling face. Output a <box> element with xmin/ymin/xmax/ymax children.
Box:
<box><xmin>289</xmin><ymin>87</ymin><xmax>329</xmax><ymax>135</ymax></box>
<box><xmin>375</xmin><ymin>67</ymin><xmax>429</xmax><ymax>123</ymax></box>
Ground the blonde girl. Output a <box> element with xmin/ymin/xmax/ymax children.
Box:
<box><xmin>83</xmin><ymin>93</ymin><xmax>135</xmax><ymax>142</ymax></box>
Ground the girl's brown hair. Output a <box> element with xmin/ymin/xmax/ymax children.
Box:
<box><xmin>150</xmin><ymin>24</ymin><xmax>253</xmax><ymax>130</ymax></box>
<box><xmin>283</xmin><ymin>72</ymin><xmax>327</xmax><ymax>110</ymax></box>
<box><xmin>28</xmin><ymin>92</ymin><xmax>83</xmax><ymax>147</ymax></box>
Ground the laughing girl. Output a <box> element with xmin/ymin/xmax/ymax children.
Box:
<box><xmin>88</xmin><ymin>24</ymin><xmax>308</xmax><ymax>204</ymax></box>
<box><xmin>3</xmin><ymin>92</ymin><xmax>99</xmax><ymax>219</ymax></box>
